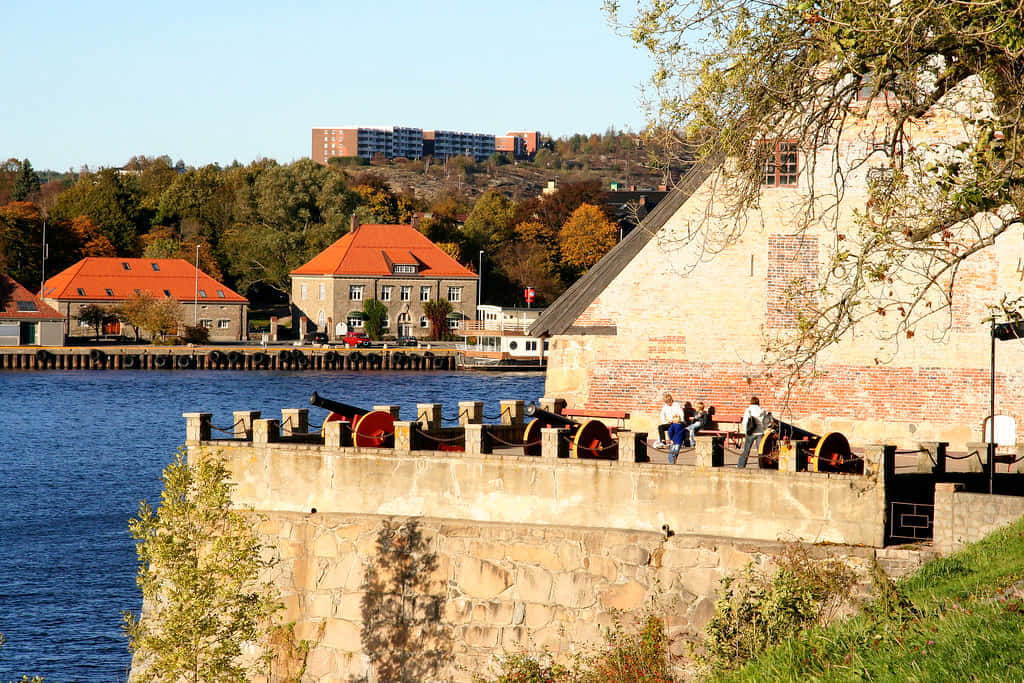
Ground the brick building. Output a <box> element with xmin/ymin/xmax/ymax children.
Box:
<box><xmin>313</xmin><ymin>126</ymin><xmax>541</xmax><ymax>163</ymax></box>
<box><xmin>0</xmin><ymin>274</ymin><xmax>64</xmax><ymax>346</ymax></box>
<box><xmin>531</xmin><ymin>92</ymin><xmax>1022</xmax><ymax>450</ymax></box>
<box><xmin>41</xmin><ymin>258</ymin><xmax>248</xmax><ymax>341</ymax></box>
<box><xmin>290</xmin><ymin>221</ymin><xmax>477</xmax><ymax>339</ymax></box>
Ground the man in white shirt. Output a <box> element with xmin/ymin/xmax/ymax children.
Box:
<box><xmin>737</xmin><ymin>396</ymin><xmax>767</xmax><ymax>468</ymax></box>
<box><xmin>656</xmin><ymin>392</ymin><xmax>685</xmax><ymax>448</ymax></box>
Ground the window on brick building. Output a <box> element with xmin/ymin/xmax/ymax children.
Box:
<box><xmin>349</xmin><ymin>285</ymin><xmax>363</xmax><ymax>301</ymax></box>
<box><xmin>762</xmin><ymin>141</ymin><xmax>798</xmax><ymax>187</ymax></box>
<box><xmin>420</xmin><ymin>286</ymin><xmax>431</xmax><ymax>301</ymax></box>
<box><xmin>381</xmin><ymin>285</ymin><xmax>392</xmax><ymax>301</ymax></box>
<box><xmin>400</xmin><ymin>286</ymin><xmax>411</xmax><ymax>301</ymax></box>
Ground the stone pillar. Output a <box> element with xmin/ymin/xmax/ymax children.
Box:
<box><xmin>863</xmin><ymin>444</ymin><xmax>896</xmax><ymax>480</ymax></box>
<box><xmin>374</xmin><ymin>404</ymin><xmax>401</xmax><ymax>419</ymax></box>
<box><xmin>965</xmin><ymin>442</ymin><xmax>987</xmax><ymax>473</ymax></box>
<box><xmin>464</xmin><ymin>424</ymin><xmax>492</xmax><ymax>456</ymax></box>
<box><xmin>393</xmin><ymin>421</ymin><xmax>412</xmax><ymax>454</ymax></box>
<box><xmin>417</xmin><ymin>403</ymin><xmax>442</xmax><ymax>431</ymax></box>
<box><xmin>183</xmin><ymin>412</ymin><xmax>212</xmax><ymax>443</ymax></box>
<box><xmin>459</xmin><ymin>400</ymin><xmax>484</xmax><ymax>425</ymax></box>
<box><xmin>323</xmin><ymin>420</ymin><xmax>346</xmax><ymax>448</ymax></box>
<box><xmin>917</xmin><ymin>441</ymin><xmax>947</xmax><ymax>474</ymax></box>
<box><xmin>541</xmin><ymin>427</ymin><xmax>569</xmax><ymax>459</ymax></box>
<box><xmin>933</xmin><ymin>482</ymin><xmax>966</xmax><ymax>556</ymax></box>
<box><xmin>617</xmin><ymin>431</ymin><xmax>648</xmax><ymax>463</ymax></box>
<box><xmin>500</xmin><ymin>400</ymin><xmax>524</xmax><ymax>426</ymax></box>
<box><xmin>538</xmin><ymin>397</ymin><xmax>567</xmax><ymax>415</ymax></box>
<box><xmin>281</xmin><ymin>408</ymin><xmax>309</xmax><ymax>436</ymax></box>
<box><xmin>694</xmin><ymin>434</ymin><xmax>724</xmax><ymax>469</ymax></box>
<box><xmin>299</xmin><ymin>316</ymin><xmax>308</xmax><ymax>339</ymax></box>
<box><xmin>269</xmin><ymin>316</ymin><xmax>279</xmax><ymax>342</ymax></box>
<box><xmin>778</xmin><ymin>439</ymin><xmax>799</xmax><ymax>472</ymax></box>
<box><xmin>253</xmin><ymin>419</ymin><xmax>280</xmax><ymax>445</ymax></box>
<box><xmin>326</xmin><ymin>316</ymin><xmax>334</xmax><ymax>340</ymax></box>
<box><xmin>232</xmin><ymin>410</ymin><xmax>261</xmax><ymax>439</ymax></box>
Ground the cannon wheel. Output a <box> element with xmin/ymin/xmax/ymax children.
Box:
<box><xmin>811</xmin><ymin>432</ymin><xmax>858</xmax><ymax>473</ymax></box>
<box><xmin>352</xmin><ymin>410</ymin><xmax>394</xmax><ymax>448</ymax></box>
<box><xmin>522</xmin><ymin>418</ymin><xmax>555</xmax><ymax>456</ymax></box>
<box><xmin>571</xmin><ymin>419</ymin><xmax>617</xmax><ymax>459</ymax></box>
<box><xmin>757</xmin><ymin>430</ymin><xmax>780</xmax><ymax>469</ymax></box>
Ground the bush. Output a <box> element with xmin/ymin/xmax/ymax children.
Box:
<box><xmin>182</xmin><ymin>325</ymin><xmax>210</xmax><ymax>344</ymax></box>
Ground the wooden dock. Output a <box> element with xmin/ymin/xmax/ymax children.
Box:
<box><xmin>0</xmin><ymin>346</ymin><xmax>458</xmax><ymax>372</ymax></box>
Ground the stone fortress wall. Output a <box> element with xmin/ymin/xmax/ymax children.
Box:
<box><xmin>176</xmin><ymin>404</ymin><xmax>1024</xmax><ymax>682</ymax></box>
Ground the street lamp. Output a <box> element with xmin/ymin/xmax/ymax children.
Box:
<box><xmin>990</xmin><ymin>319</ymin><xmax>1024</xmax><ymax>493</ymax></box>
<box><xmin>193</xmin><ymin>244</ymin><xmax>200</xmax><ymax>327</ymax></box>
<box><xmin>477</xmin><ymin>249</ymin><xmax>485</xmax><ymax>320</ymax></box>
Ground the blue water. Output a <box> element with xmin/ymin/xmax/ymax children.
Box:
<box><xmin>0</xmin><ymin>370</ymin><xmax>545</xmax><ymax>682</ymax></box>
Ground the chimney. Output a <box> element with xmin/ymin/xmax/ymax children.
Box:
<box><xmin>350</xmin><ymin>215</ymin><xmax>360</xmax><ymax>233</ymax></box>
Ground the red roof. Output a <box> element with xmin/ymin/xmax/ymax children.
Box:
<box><xmin>0</xmin><ymin>275</ymin><xmax>63</xmax><ymax>320</ymax></box>
<box><xmin>290</xmin><ymin>224</ymin><xmax>476</xmax><ymax>278</ymax></box>
<box><xmin>41</xmin><ymin>258</ymin><xmax>247</xmax><ymax>304</ymax></box>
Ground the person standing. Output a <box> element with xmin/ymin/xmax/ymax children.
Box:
<box><xmin>655</xmin><ymin>392</ymin><xmax>685</xmax><ymax>448</ymax></box>
<box><xmin>737</xmin><ymin>396</ymin><xmax>767</xmax><ymax>468</ymax></box>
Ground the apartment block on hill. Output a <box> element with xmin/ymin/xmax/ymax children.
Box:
<box><xmin>290</xmin><ymin>221</ymin><xmax>477</xmax><ymax>339</ymax></box>
<box><xmin>41</xmin><ymin>258</ymin><xmax>248</xmax><ymax>341</ymax></box>
<box><xmin>312</xmin><ymin>126</ymin><xmax>540</xmax><ymax>164</ymax></box>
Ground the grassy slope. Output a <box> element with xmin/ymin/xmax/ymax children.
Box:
<box><xmin>714</xmin><ymin>517</ymin><xmax>1024</xmax><ymax>682</ymax></box>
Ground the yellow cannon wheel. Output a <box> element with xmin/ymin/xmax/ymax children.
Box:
<box><xmin>571</xmin><ymin>419</ymin><xmax>617</xmax><ymax>459</ymax></box>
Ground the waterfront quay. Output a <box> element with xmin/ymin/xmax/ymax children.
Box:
<box><xmin>0</xmin><ymin>345</ymin><xmax>457</xmax><ymax>372</ymax></box>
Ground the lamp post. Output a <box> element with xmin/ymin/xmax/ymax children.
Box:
<box><xmin>193</xmin><ymin>244</ymin><xmax>200</xmax><ymax>327</ymax></box>
<box><xmin>477</xmin><ymin>249</ymin><xmax>485</xmax><ymax>320</ymax></box>
<box><xmin>990</xmin><ymin>318</ymin><xmax>1024</xmax><ymax>494</ymax></box>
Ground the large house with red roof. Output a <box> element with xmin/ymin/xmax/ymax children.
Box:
<box><xmin>41</xmin><ymin>257</ymin><xmax>248</xmax><ymax>342</ymax></box>
<box><xmin>290</xmin><ymin>222</ymin><xmax>477</xmax><ymax>339</ymax></box>
<box><xmin>0</xmin><ymin>274</ymin><xmax>65</xmax><ymax>346</ymax></box>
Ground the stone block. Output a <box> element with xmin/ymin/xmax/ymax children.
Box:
<box><xmin>610</xmin><ymin>544</ymin><xmax>651</xmax><ymax>566</ymax></box>
<box><xmin>516</xmin><ymin>565</ymin><xmax>553</xmax><ymax>602</ymax></box>
<box><xmin>336</xmin><ymin>592</ymin><xmax>363</xmax><ymax>621</ymax></box>
<box><xmin>445</xmin><ymin>597</ymin><xmax>474</xmax><ymax>624</ymax></box>
<box><xmin>553</xmin><ymin>571</ymin><xmax>598</xmax><ymax>609</ymax></box>
<box><xmin>322</xmin><ymin>619</ymin><xmax>361</xmax><ymax>652</ymax></box>
<box><xmin>462</xmin><ymin>625</ymin><xmax>501</xmax><ymax>648</ymax></box>
<box><xmin>508</xmin><ymin>543</ymin><xmax>562</xmax><ymax>570</ymax></box>
<box><xmin>600</xmin><ymin>580</ymin><xmax>646</xmax><ymax>611</ymax></box>
<box><xmin>523</xmin><ymin>603</ymin><xmax>555</xmax><ymax>628</ymax></box>
<box><xmin>308</xmin><ymin>592</ymin><xmax>334</xmax><ymax>618</ymax></box>
<box><xmin>457</xmin><ymin>557</ymin><xmax>513</xmax><ymax>599</ymax></box>
<box><xmin>583</xmin><ymin>555</ymin><xmax>619</xmax><ymax>581</ymax></box>
<box><xmin>500</xmin><ymin>626</ymin><xmax>530</xmax><ymax>652</ymax></box>
<box><xmin>313</xmin><ymin>533</ymin><xmax>337</xmax><ymax>557</ymax></box>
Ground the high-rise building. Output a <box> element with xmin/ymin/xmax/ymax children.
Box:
<box><xmin>311</xmin><ymin>126</ymin><xmax>425</xmax><ymax>164</ymax></box>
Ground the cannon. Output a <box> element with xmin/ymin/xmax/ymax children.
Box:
<box><xmin>757</xmin><ymin>416</ymin><xmax>859</xmax><ymax>473</ymax></box>
<box><xmin>309</xmin><ymin>391</ymin><xmax>394</xmax><ymax>447</ymax></box>
<box><xmin>523</xmin><ymin>403</ymin><xmax>617</xmax><ymax>459</ymax></box>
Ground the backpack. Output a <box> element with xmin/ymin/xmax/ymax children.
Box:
<box><xmin>746</xmin><ymin>417</ymin><xmax>758</xmax><ymax>435</ymax></box>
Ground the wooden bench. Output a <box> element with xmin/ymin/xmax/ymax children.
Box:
<box><xmin>562</xmin><ymin>408</ymin><xmax>630</xmax><ymax>430</ymax></box>
<box><xmin>697</xmin><ymin>414</ymin><xmax>744</xmax><ymax>449</ymax></box>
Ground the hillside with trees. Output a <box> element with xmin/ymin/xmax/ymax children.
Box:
<box><xmin>0</xmin><ymin>130</ymin><xmax>684</xmax><ymax>314</ymax></box>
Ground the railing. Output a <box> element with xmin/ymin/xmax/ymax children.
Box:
<box><xmin>455</xmin><ymin>320</ymin><xmax>535</xmax><ymax>335</ymax></box>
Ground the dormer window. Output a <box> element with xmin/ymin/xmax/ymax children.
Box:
<box><xmin>151</xmin><ymin>263</ymin><xmax>160</xmax><ymax>271</ymax></box>
<box><xmin>122</xmin><ymin>262</ymin><xmax>131</xmax><ymax>270</ymax></box>
<box><xmin>105</xmin><ymin>288</ymin><xmax>114</xmax><ymax>296</ymax></box>
<box><xmin>77</xmin><ymin>288</ymin><xmax>86</xmax><ymax>296</ymax></box>
<box><xmin>163</xmin><ymin>289</ymin><xmax>172</xmax><ymax>297</ymax></box>
<box><xmin>198</xmin><ymin>290</ymin><xmax>207</xmax><ymax>298</ymax></box>
<box><xmin>216</xmin><ymin>290</ymin><xmax>225</xmax><ymax>298</ymax></box>
<box><xmin>393</xmin><ymin>264</ymin><xmax>417</xmax><ymax>274</ymax></box>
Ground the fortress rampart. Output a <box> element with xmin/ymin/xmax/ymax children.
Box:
<box><xmin>178</xmin><ymin>407</ymin><xmax>1024</xmax><ymax>682</ymax></box>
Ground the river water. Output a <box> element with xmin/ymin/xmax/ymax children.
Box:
<box><xmin>0</xmin><ymin>369</ymin><xmax>545</xmax><ymax>682</ymax></box>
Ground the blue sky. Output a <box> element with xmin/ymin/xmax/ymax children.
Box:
<box><xmin>1</xmin><ymin>1</ymin><xmax>654</xmax><ymax>172</ymax></box>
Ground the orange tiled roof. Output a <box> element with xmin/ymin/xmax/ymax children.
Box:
<box><xmin>40</xmin><ymin>258</ymin><xmax>247</xmax><ymax>303</ymax></box>
<box><xmin>290</xmin><ymin>224</ymin><xmax>476</xmax><ymax>278</ymax></box>
<box><xmin>0</xmin><ymin>274</ymin><xmax>63</xmax><ymax>319</ymax></box>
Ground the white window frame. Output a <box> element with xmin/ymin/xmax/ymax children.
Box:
<box><xmin>217</xmin><ymin>319</ymin><xmax>230</xmax><ymax>329</ymax></box>
<box><xmin>400</xmin><ymin>286</ymin><xmax>411</xmax><ymax>301</ymax></box>
<box><xmin>349</xmin><ymin>285</ymin><xmax>364</xmax><ymax>301</ymax></box>
<box><xmin>420</xmin><ymin>316</ymin><xmax>429</xmax><ymax>328</ymax></box>
<box><xmin>200</xmin><ymin>319</ymin><xmax>213</xmax><ymax>329</ymax></box>
<box><xmin>447</xmin><ymin>287</ymin><xmax>462</xmax><ymax>302</ymax></box>
<box><xmin>346</xmin><ymin>316</ymin><xmax>364</xmax><ymax>328</ymax></box>
<box><xmin>381</xmin><ymin>286</ymin><xmax>392</xmax><ymax>301</ymax></box>
<box><xmin>420</xmin><ymin>286</ymin><xmax>431</xmax><ymax>301</ymax></box>
<box><xmin>319</xmin><ymin>283</ymin><xmax>326</xmax><ymax>300</ymax></box>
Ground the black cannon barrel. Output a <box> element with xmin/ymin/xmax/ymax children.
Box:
<box><xmin>309</xmin><ymin>391</ymin><xmax>369</xmax><ymax>419</ymax></box>
<box><xmin>525</xmin><ymin>403</ymin><xmax>580</xmax><ymax>428</ymax></box>
<box><xmin>771</xmin><ymin>416</ymin><xmax>818</xmax><ymax>442</ymax></box>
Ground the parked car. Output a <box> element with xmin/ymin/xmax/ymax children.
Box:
<box><xmin>343</xmin><ymin>331</ymin><xmax>371</xmax><ymax>347</ymax></box>
<box><xmin>396</xmin><ymin>335</ymin><xmax>418</xmax><ymax>347</ymax></box>
<box><xmin>304</xmin><ymin>332</ymin><xmax>329</xmax><ymax>345</ymax></box>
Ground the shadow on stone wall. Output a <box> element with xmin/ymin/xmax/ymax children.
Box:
<box><xmin>355</xmin><ymin>518</ymin><xmax>452</xmax><ymax>683</ymax></box>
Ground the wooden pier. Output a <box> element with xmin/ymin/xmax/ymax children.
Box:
<box><xmin>0</xmin><ymin>346</ymin><xmax>458</xmax><ymax>372</ymax></box>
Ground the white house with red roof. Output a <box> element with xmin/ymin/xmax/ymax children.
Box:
<box><xmin>41</xmin><ymin>257</ymin><xmax>248</xmax><ymax>341</ymax></box>
<box><xmin>290</xmin><ymin>222</ymin><xmax>477</xmax><ymax>339</ymax></box>
<box><xmin>0</xmin><ymin>274</ymin><xmax>65</xmax><ymax>346</ymax></box>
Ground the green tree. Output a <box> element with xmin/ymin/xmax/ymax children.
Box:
<box><xmin>114</xmin><ymin>291</ymin><xmax>155</xmax><ymax>342</ymax></box>
<box><xmin>11</xmin><ymin>159</ymin><xmax>40</xmax><ymax>201</ymax></box>
<box><xmin>463</xmin><ymin>191</ymin><xmax>516</xmax><ymax>252</ymax></box>
<box><xmin>362</xmin><ymin>298</ymin><xmax>388</xmax><ymax>339</ymax></box>
<box><xmin>422</xmin><ymin>298</ymin><xmax>453</xmax><ymax>341</ymax></box>
<box><xmin>75</xmin><ymin>303</ymin><xmax>113</xmax><ymax>341</ymax></box>
<box><xmin>51</xmin><ymin>168</ymin><xmax>145</xmax><ymax>254</ymax></box>
<box><xmin>124</xmin><ymin>448</ymin><xmax>281</xmax><ymax>683</ymax></box>
<box><xmin>0</xmin><ymin>202</ymin><xmax>44</xmax><ymax>286</ymax></box>
<box><xmin>146</xmin><ymin>297</ymin><xmax>184</xmax><ymax>340</ymax></box>
<box><xmin>607</xmin><ymin>0</ymin><xmax>1024</xmax><ymax>371</ymax></box>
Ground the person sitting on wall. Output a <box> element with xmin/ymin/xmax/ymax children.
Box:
<box><xmin>655</xmin><ymin>392</ymin><xmax>685</xmax><ymax>448</ymax></box>
<box><xmin>684</xmin><ymin>401</ymin><xmax>711</xmax><ymax>447</ymax></box>
<box><xmin>737</xmin><ymin>396</ymin><xmax>768</xmax><ymax>469</ymax></box>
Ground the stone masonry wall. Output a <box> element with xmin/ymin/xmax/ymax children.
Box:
<box><xmin>254</xmin><ymin>512</ymin><xmax>892</xmax><ymax>683</ymax></box>
<box><xmin>933</xmin><ymin>483</ymin><xmax>1024</xmax><ymax>555</ymax></box>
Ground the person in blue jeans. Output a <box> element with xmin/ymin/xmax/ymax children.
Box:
<box><xmin>667</xmin><ymin>420</ymin><xmax>687</xmax><ymax>464</ymax></box>
<box><xmin>737</xmin><ymin>396</ymin><xmax>767</xmax><ymax>468</ymax></box>
<box><xmin>684</xmin><ymin>401</ymin><xmax>710</xmax><ymax>447</ymax></box>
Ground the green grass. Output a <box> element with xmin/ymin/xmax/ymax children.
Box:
<box><xmin>712</xmin><ymin>517</ymin><xmax>1024</xmax><ymax>682</ymax></box>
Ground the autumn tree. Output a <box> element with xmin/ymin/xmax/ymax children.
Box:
<box><xmin>350</xmin><ymin>171</ymin><xmax>416</xmax><ymax>224</ymax></box>
<box><xmin>362</xmin><ymin>298</ymin><xmax>388</xmax><ymax>339</ymax></box>
<box><xmin>146</xmin><ymin>297</ymin><xmax>185</xmax><ymax>340</ymax></box>
<box><xmin>51</xmin><ymin>168</ymin><xmax>145</xmax><ymax>254</ymax></box>
<box><xmin>493</xmin><ymin>241</ymin><xmax>563</xmax><ymax>305</ymax></box>
<box><xmin>422</xmin><ymin>298</ymin><xmax>453</xmax><ymax>340</ymax></box>
<box><xmin>76</xmin><ymin>304</ymin><xmax>115</xmax><ymax>341</ymax></box>
<box><xmin>115</xmin><ymin>291</ymin><xmax>156</xmax><ymax>342</ymax></box>
<box><xmin>124</xmin><ymin>448</ymin><xmax>281</xmax><ymax>683</ymax></box>
<box><xmin>607</xmin><ymin>0</ymin><xmax>1024</xmax><ymax>372</ymax></box>
<box><xmin>558</xmin><ymin>203</ymin><xmax>619</xmax><ymax>274</ymax></box>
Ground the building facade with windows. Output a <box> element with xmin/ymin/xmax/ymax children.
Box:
<box><xmin>530</xmin><ymin>93</ymin><xmax>1017</xmax><ymax>450</ymax></box>
<box><xmin>0</xmin><ymin>275</ymin><xmax>64</xmax><ymax>346</ymax></box>
<box><xmin>313</xmin><ymin>127</ymin><xmax>539</xmax><ymax>164</ymax></box>
<box><xmin>290</xmin><ymin>222</ymin><xmax>477</xmax><ymax>340</ymax></box>
<box><xmin>41</xmin><ymin>258</ymin><xmax>248</xmax><ymax>341</ymax></box>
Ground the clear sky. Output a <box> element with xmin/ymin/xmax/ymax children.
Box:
<box><xmin>1</xmin><ymin>1</ymin><xmax>654</xmax><ymax>172</ymax></box>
